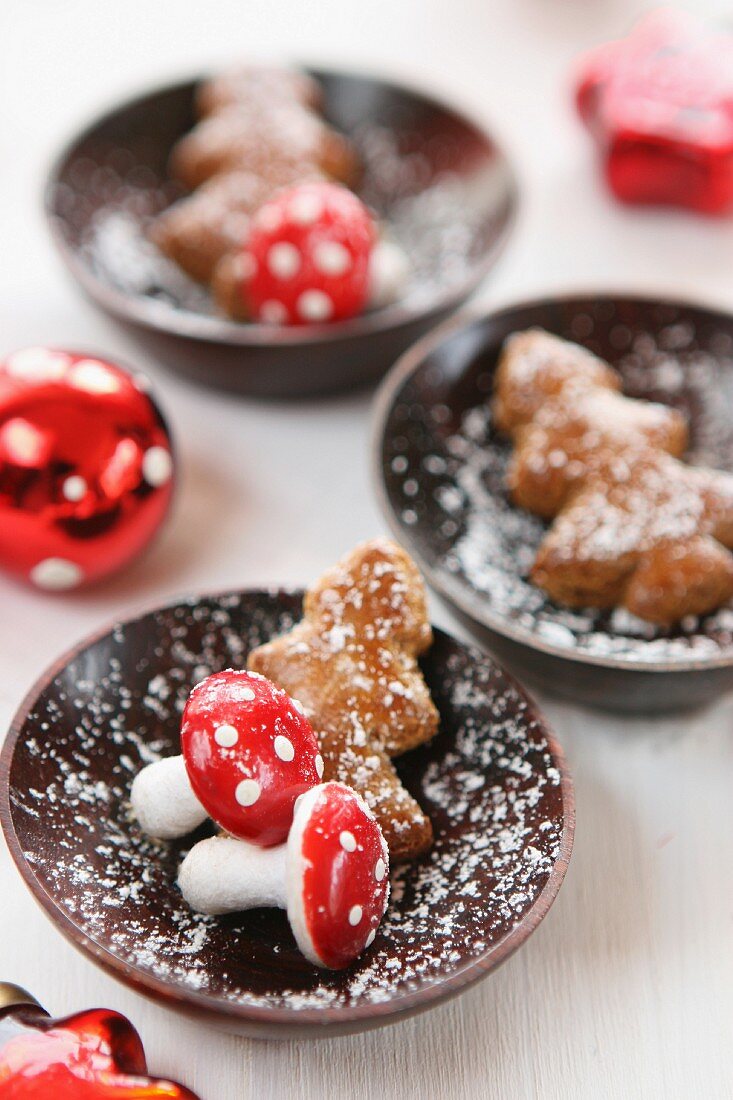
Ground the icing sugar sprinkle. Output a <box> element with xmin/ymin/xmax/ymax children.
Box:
<box><xmin>10</xmin><ymin>593</ymin><xmax>564</xmax><ymax>1012</ymax></box>
<box><xmin>387</xmin><ymin>323</ymin><xmax>733</xmax><ymax>663</ymax></box>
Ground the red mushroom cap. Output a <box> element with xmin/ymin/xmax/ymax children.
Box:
<box><xmin>286</xmin><ymin>782</ymin><xmax>390</xmax><ymax>969</ymax></box>
<box><xmin>180</xmin><ymin>669</ymin><xmax>323</xmax><ymax>846</ymax></box>
<box><xmin>241</xmin><ymin>181</ymin><xmax>376</xmax><ymax>325</ymax></box>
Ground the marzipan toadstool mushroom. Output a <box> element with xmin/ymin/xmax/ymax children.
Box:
<box><xmin>131</xmin><ymin>669</ymin><xmax>324</xmax><ymax>846</ymax></box>
<box><xmin>178</xmin><ymin>782</ymin><xmax>390</xmax><ymax>969</ymax></box>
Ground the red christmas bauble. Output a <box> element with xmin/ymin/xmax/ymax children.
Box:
<box><xmin>0</xmin><ymin>347</ymin><xmax>175</xmax><ymax>591</ymax></box>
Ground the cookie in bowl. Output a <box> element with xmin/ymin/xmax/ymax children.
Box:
<box><xmin>494</xmin><ymin>329</ymin><xmax>733</xmax><ymax>626</ymax></box>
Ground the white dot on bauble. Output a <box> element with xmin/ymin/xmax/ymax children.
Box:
<box><xmin>240</xmin><ymin>686</ymin><xmax>256</xmax><ymax>701</ymax></box>
<box><xmin>235</xmin><ymin>779</ymin><xmax>261</xmax><ymax>807</ymax></box>
<box><xmin>315</xmin><ymin>754</ymin><xmax>324</xmax><ymax>778</ymax></box>
<box><xmin>298</xmin><ymin>289</ymin><xmax>333</xmax><ymax>322</ymax></box>
<box><xmin>274</xmin><ymin>735</ymin><xmax>295</xmax><ymax>762</ymax></box>
<box><xmin>214</xmin><ymin>724</ymin><xmax>239</xmax><ymax>748</ymax></box>
<box><xmin>348</xmin><ymin>904</ymin><xmax>363</xmax><ymax>926</ymax></box>
<box><xmin>142</xmin><ymin>446</ymin><xmax>173</xmax><ymax>487</ymax></box>
<box><xmin>30</xmin><ymin>558</ymin><xmax>83</xmax><ymax>591</ymax></box>
<box><xmin>374</xmin><ymin>858</ymin><xmax>386</xmax><ymax>882</ymax></box>
<box><xmin>62</xmin><ymin>475</ymin><xmax>87</xmax><ymax>502</ymax></box>
<box><xmin>365</xmin><ymin>928</ymin><xmax>376</xmax><ymax>947</ymax></box>
<box><xmin>339</xmin><ymin>830</ymin><xmax>356</xmax><ymax>852</ymax></box>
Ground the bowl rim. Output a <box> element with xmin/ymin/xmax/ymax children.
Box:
<box><xmin>44</xmin><ymin>66</ymin><xmax>519</xmax><ymax>350</ymax></box>
<box><xmin>371</xmin><ymin>290</ymin><xmax>733</xmax><ymax>675</ymax></box>
<box><xmin>0</xmin><ymin>586</ymin><xmax>574</xmax><ymax>1036</ymax></box>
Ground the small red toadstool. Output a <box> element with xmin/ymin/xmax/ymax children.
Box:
<box><xmin>178</xmin><ymin>781</ymin><xmax>390</xmax><ymax>969</ymax></box>
<box><xmin>180</xmin><ymin>669</ymin><xmax>324</xmax><ymax>847</ymax></box>
<box><xmin>240</xmin><ymin>180</ymin><xmax>376</xmax><ymax>325</ymax></box>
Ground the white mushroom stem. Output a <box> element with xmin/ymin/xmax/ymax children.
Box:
<box><xmin>130</xmin><ymin>755</ymin><xmax>207</xmax><ymax>840</ymax></box>
<box><xmin>368</xmin><ymin>239</ymin><xmax>410</xmax><ymax>309</ymax></box>
<box><xmin>178</xmin><ymin>835</ymin><xmax>288</xmax><ymax>915</ymax></box>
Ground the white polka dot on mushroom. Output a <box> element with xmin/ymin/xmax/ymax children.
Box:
<box><xmin>214</xmin><ymin>724</ymin><xmax>239</xmax><ymax>748</ymax></box>
<box><xmin>289</xmin><ymin>191</ymin><xmax>324</xmax><ymax>225</ymax></box>
<box><xmin>313</xmin><ymin>241</ymin><xmax>351</xmax><ymax>277</ymax></box>
<box><xmin>365</xmin><ymin>929</ymin><xmax>376</xmax><ymax>947</ymax></box>
<box><xmin>267</xmin><ymin>241</ymin><xmax>301</xmax><ymax>279</ymax></box>
<box><xmin>62</xmin><ymin>475</ymin><xmax>87</xmax><ymax>502</ymax></box>
<box><xmin>259</xmin><ymin>299</ymin><xmax>289</xmax><ymax>324</ymax></box>
<box><xmin>348</xmin><ymin>905</ymin><xmax>363</xmax><ymax>926</ymax></box>
<box><xmin>315</xmin><ymin>755</ymin><xmax>324</xmax><ymax>778</ymax></box>
<box><xmin>142</xmin><ymin>446</ymin><xmax>173</xmax><ymax>487</ymax></box>
<box><xmin>274</xmin><ymin>735</ymin><xmax>295</xmax><ymax>762</ymax></box>
<box><xmin>239</xmin><ymin>251</ymin><xmax>257</xmax><ymax>280</ymax></box>
<box><xmin>374</xmin><ymin>857</ymin><xmax>386</xmax><ymax>882</ymax></box>
<box><xmin>339</xmin><ymin>830</ymin><xmax>357</xmax><ymax>852</ymax></box>
<box><xmin>240</xmin><ymin>687</ymin><xmax>256</xmax><ymax>701</ymax></box>
<box><xmin>298</xmin><ymin>289</ymin><xmax>333</xmax><ymax>322</ymax></box>
<box><xmin>256</xmin><ymin>205</ymin><xmax>282</xmax><ymax>232</ymax></box>
<box><xmin>235</xmin><ymin>779</ymin><xmax>260</xmax><ymax>807</ymax></box>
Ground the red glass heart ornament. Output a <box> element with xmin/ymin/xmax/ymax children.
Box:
<box><xmin>0</xmin><ymin>348</ymin><xmax>174</xmax><ymax>592</ymax></box>
<box><xmin>0</xmin><ymin>984</ymin><xmax>198</xmax><ymax>1098</ymax></box>
<box><xmin>575</xmin><ymin>9</ymin><xmax>733</xmax><ymax>213</ymax></box>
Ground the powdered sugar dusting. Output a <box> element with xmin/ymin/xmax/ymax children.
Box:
<box><xmin>8</xmin><ymin>592</ymin><xmax>566</xmax><ymax>1013</ymax></box>
<box><xmin>382</xmin><ymin>315</ymin><xmax>733</xmax><ymax>662</ymax></box>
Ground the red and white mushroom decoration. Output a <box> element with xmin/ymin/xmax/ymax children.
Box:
<box><xmin>241</xmin><ymin>180</ymin><xmax>376</xmax><ymax>325</ymax></box>
<box><xmin>178</xmin><ymin>781</ymin><xmax>390</xmax><ymax>969</ymax></box>
<box><xmin>131</xmin><ymin>669</ymin><xmax>324</xmax><ymax>847</ymax></box>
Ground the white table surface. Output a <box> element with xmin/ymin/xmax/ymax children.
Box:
<box><xmin>2</xmin><ymin>1</ymin><xmax>732</xmax><ymax>1097</ymax></box>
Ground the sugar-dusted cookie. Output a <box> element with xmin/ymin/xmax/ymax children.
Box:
<box><xmin>150</xmin><ymin>164</ymin><xmax>324</xmax><ymax>283</ymax></box>
<box><xmin>170</xmin><ymin>103</ymin><xmax>359</xmax><ymax>192</ymax></box>
<box><xmin>494</xmin><ymin>330</ymin><xmax>688</xmax><ymax>518</ymax></box>
<box><xmin>248</xmin><ymin>540</ymin><xmax>439</xmax><ymax>861</ymax></box>
<box><xmin>495</xmin><ymin>329</ymin><xmax>733</xmax><ymax>625</ymax></box>
<box><xmin>196</xmin><ymin>65</ymin><xmax>323</xmax><ymax>118</ymax></box>
<box><xmin>532</xmin><ymin>452</ymin><xmax>733</xmax><ymax>624</ymax></box>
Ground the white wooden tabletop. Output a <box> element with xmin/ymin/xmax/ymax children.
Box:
<box><xmin>2</xmin><ymin>1</ymin><xmax>732</xmax><ymax>1097</ymax></box>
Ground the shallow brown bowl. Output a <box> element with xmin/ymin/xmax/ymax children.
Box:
<box><xmin>45</xmin><ymin>69</ymin><xmax>517</xmax><ymax>399</ymax></box>
<box><xmin>0</xmin><ymin>589</ymin><xmax>572</xmax><ymax>1039</ymax></box>
<box><xmin>373</xmin><ymin>294</ymin><xmax>733</xmax><ymax>713</ymax></box>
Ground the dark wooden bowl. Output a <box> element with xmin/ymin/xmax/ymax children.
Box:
<box><xmin>0</xmin><ymin>589</ymin><xmax>572</xmax><ymax>1039</ymax></box>
<box><xmin>373</xmin><ymin>295</ymin><xmax>733</xmax><ymax>713</ymax></box>
<box><xmin>45</xmin><ymin>70</ymin><xmax>517</xmax><ymax>399</ymax></box>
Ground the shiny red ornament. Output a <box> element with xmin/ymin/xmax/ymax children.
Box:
<box><xmin>242</xmin><ymin>181</ymin><xmax>376</xmax><ymax>325</ymax></box>
<box><xmin>0</xmin><ymin>348</ymin><xmax>174</xmax><ymax>591</ymax></box>
<box><xmin>0</xmin><ymin>984</ymin><xmax>198</xmax><ymax>1098</ymax></box>
<box><xmin>575</xmin><ymin>9</ymin><xmax>733</xmax><ymax>213</ymax></box>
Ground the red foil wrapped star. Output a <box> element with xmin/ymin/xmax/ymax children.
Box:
<box><xmin>575</xmin><ymin>9</ymin><xmax>733</xmax><ymax>213</ymax></box>
<box><xmin>0</xmin><ymin>985</ymin><xmax>198</xmax><ymax>1098</ymax></box>
<box><xmin>0</xmin><ymin>348</ymin><xmax>174</xmax><ymax>592</ymax></box>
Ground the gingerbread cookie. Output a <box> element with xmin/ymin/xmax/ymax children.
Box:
<box><xmin>494</xmin><ymin>330</ymin><xmax>688</xmax><ymax>518</ymax></box>
<box><xmin>247</xmin><ymin>540</ymin><xmax>439</xmax><ymax>861</ymax></box>
<box><xmin>196</xmin><ymin>65</ymin><xmax>323</xmax><ymax>118</ymax></box>
<box><xmin>150</xmin><ymin>164</ymin><xmax>324</xmax><ymax>283</ymax></box>
<box><xmin>532</xmin><ymin>452</ymin><xmax>733</xmax><ymax>624</ymax></box>
<box><xmin>170</xmin><ymin>103</ymin><xmax>359</xmax><ymax>192</ymax></box>
<box><xmin>495</xmin><ymin>329</ymin><xmax>733</xmax><ymax>624</ymax></box>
